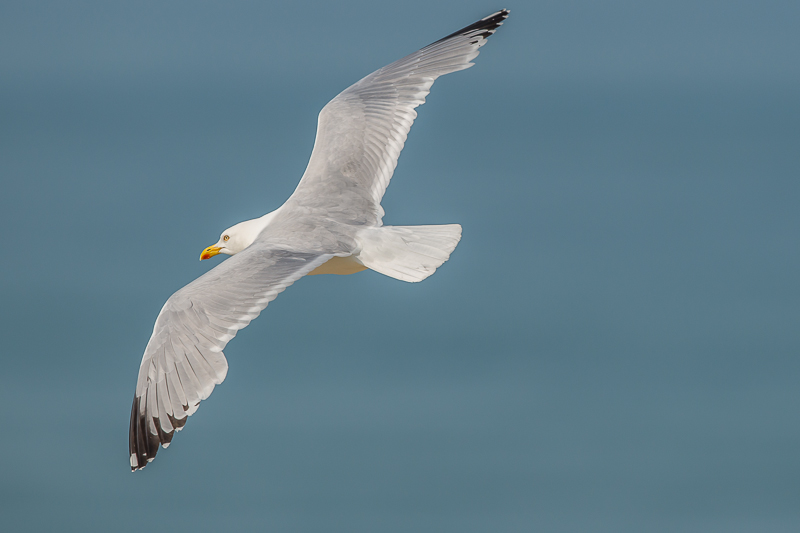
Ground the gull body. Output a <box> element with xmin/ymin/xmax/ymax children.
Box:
<box><xmin>129</xmin><ymin>9</ymin><xmax>509</xmax><ymax>471</ymax></box>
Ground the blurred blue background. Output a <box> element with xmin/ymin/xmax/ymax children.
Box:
<box><xmin>1</xmin><ymin>1</ymin><xmax>798</xmax><ymax>531</ymax></box>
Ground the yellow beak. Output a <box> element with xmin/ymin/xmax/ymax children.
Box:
<box><xmin>200</xmin><ymin>245</ymin><xmax>223</xmax><ymax>261</ymax></box>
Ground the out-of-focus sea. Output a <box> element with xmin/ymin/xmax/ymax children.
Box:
<box><xmin>1</xmin><ymin>1</ymin><xmax>798</xmax><ymax>531</ymax></box>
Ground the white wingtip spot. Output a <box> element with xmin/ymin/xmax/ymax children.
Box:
<box><xmin>130</xmin><ymin>454</ymin><xmax>138</xmax><ymax>468</ymax></box>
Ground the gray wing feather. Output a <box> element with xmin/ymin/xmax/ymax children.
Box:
<box><xmin>289</xmin><ymin>10</ymin><xmax>509</xmax><ymax>226</ymax></box>
<box><xmin>129</xmin><ymin>243</ymin><xmax>332</xmax><ymax>471</ymax></box>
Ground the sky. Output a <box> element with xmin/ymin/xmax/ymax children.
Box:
<box><xmin>1</xmin><ymin>1</ymin><xmax>799</xmax><ymax>531</ymax></box>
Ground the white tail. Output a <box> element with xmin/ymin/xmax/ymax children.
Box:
<box><xmin>355</xmin><ymin>224</ymin><xmax>462</xmax><ymax>282</ymax></box>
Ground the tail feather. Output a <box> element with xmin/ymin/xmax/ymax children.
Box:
<box><xmin>355</xmin><ymin>224</ymin><xmax>462</xmax><ymax>282</ymax></box>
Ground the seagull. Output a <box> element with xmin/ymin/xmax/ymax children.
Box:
<box><xmin>129</xmin><ymin>9</ymin><xmax>509</xmax><ymax>471</ymax></box>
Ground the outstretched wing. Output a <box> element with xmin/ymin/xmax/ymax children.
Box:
<box><xmin>129</xmin><ymin>243</ymin><xmax>332</xmax><ymax>471</ymax></box>
<box><xmin>289</xmin><ymin>9</ymin><xmax>509</xmax><ymax>226</ymax></box>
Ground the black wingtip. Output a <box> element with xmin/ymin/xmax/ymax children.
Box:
<box><xmin>431</xmin><ymin>9</ymin><xmax>510</xmax><ymax>46</ymax></box>
<box><xmin>129</xmin><ymin>395</ymin><xmax>145</xmax><ymax>471</ymax></box>
<box><xmin>129</xmin><ymin>394</ymin><xmax>161</xmax><ymax>472</ymax></box>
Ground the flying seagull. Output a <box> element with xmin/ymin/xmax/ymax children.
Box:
<box><xmin>129</xmin><ymin>9</ymin><xmax>509</xmax><ymax>471</ymax></box>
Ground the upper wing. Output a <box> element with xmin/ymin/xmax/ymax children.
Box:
<box><xmin>129</xmin><ymin>243</ymin><xmax>332</xmax><ymax>471</ymax></box>
<box><xmin>288</xmin><ymin>10</ymin><xmax>509</xmax><ymax>226</ymax></box>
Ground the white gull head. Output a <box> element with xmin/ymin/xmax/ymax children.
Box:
<box><xmin>200</xmin><ymin>210</ymin><xmax>279</xmax><ymax>260</ymax></box>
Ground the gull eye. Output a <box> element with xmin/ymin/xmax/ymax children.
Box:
<box><xmin>223</xmin><ymin>235</ymin><xmax>230</xmax><ymax>241</ymax></box>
